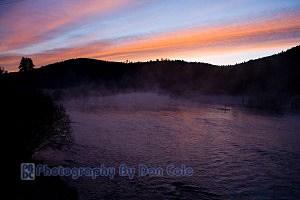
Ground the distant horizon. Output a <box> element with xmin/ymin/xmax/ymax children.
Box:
<box><xmin>0</xmin><ymin>0</ymin><xmax>300</xmax><ymax>71</ymax></box>
<box><xmin>2</xmin><ymin>45</ymin><xmax>297</xmax><ymax>73</ymax></box>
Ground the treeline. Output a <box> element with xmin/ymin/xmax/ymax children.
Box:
<box><xmin>1</xmin><ymin>45</ymin><xmax>300</xmax><ymax>110</ymax></box>
<box><xmin>1</xmin><ymin>56</ymin><xmax>73</xmax><ymax>163</ymax></box>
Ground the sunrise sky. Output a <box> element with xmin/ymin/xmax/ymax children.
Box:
<box><xmin>0</xmin><ymin>0</ymin><xmax>300</xmax><ymax>71</ymax></box>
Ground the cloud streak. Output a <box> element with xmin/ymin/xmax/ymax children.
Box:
<box><xmin>0</xmin><ymin>0</ymin><xmax>134</xmax><ymax>52</ymax></box>
<box><xmin>0</xmin><ymin>0</ymin><xmax>299</xmax><ymax>71</ymax></box>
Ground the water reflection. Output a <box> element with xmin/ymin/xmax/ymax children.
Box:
<box><xmin>34</xmin><ymin>93</ymin><xmax>300</xmax><ymax>200</ymax></box>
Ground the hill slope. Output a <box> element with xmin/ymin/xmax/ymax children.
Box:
<box><xmin>1</xmin><ymin>45</ymin><xmax>300</xmax><ymax>105</ymax></box>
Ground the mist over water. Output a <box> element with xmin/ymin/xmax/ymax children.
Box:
<box><xmin>33</xmin><ymin>92</ymin><xmax>300</xmax><ymax>200</ymax></box>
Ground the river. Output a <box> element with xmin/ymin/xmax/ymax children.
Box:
<box><xmin>33</xmin><ymin>92</ymin><xmax>300</xmax><ymax>199</ymax></box>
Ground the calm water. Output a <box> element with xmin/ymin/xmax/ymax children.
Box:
<box><xmin>34</xmin><ymin>92</ymin><xmax>300</xmax><ymax>200</ymax></box>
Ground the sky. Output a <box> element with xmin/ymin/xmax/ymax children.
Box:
<box><xmin>0</xmin><ymin>0</ymin><xmax>300</xmax><ymax>71</ymax></box>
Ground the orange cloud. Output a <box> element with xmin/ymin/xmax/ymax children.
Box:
<box><xmin>0</xmin><ymin>0</ymin><xmax>131</xmax><ymax>52</ymax></box>
<box><xmin>90</xmin><ymin>12</ymin><xmax>300</xmax><ymax>60</ymax></box>
<box><xmin>1</xmin><ymin>9</ymin><xmax>300</xmax><ymax>71</ymax></box>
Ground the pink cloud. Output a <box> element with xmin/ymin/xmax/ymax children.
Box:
<box><xmin>1</xmin><ymin>2</ymin><xmax>299</xmax><ymax>71</ymax></box>
<box><xmin>0</xmin><ymin>0</ymin><xmax>133</xmax><ymax>52</ymax></box>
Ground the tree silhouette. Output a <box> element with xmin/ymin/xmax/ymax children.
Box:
<box><xmin>19</xmin><ymin>57</ymin><xmax>35</xmax><ymax>72</ymax></box>
<box><xmin>0</xmin><ymin>66</ymin><xmax>7</xmax><ymax>75</ymax></box>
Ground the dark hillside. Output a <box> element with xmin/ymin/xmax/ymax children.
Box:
<box><xmin>1</xmin><ymin>46</ymin><xmax>299</xmax><ymax>108</ymax></box>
